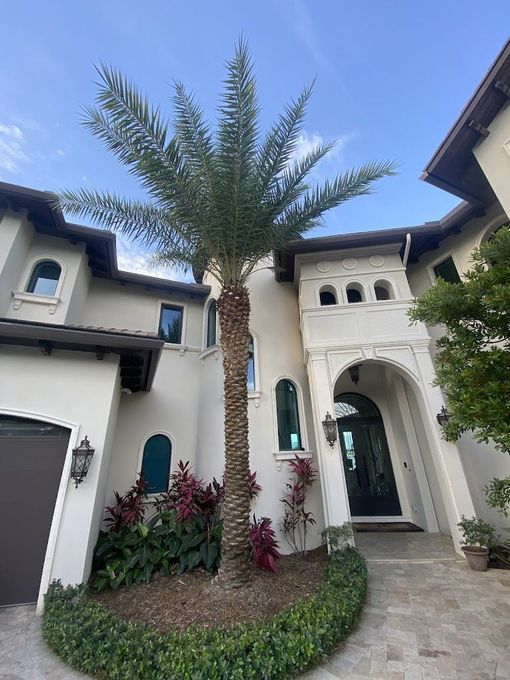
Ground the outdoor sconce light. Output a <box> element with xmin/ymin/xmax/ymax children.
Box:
<box><xmin>436</xmin><ymin>406</ymin><xmax>451</xmax><ymax>427</ymax></box>
<box><xmin>71</xmin><ymin>436</ymin><xmax>95</xmax><ymax>488</ymax></box>
<box><xmin>322</xmin><ymin>412</ymin><xmax>337</xmax><ymax>448</ymax></box>
<box><xmin>348</xmin><ymin>364</ymin><xmax>361</xmax><ymax>385</ymax></box>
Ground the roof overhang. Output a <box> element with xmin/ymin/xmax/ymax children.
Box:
<box><xmin>0</xmin><ymin>181</ymin><xmax>211</xmax><ymax>299</ymax></box>
<box><xmin>0</xmin><ymin>318</ymin><xmax>164</xmax><ymax>392</ymax></box>
<box><xmin>274</xmin><ymin>201</ymin><xmax>481</xmax><ymax>282</ymax></box>
<box><xmin>421</xmin><ymin>39</ymin><xmax>510</xmax><ymax>205</ymax></box>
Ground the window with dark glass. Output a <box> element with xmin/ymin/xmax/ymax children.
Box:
<box><xmin>206</xmin><ymin>300</ymin><xmax>217</xmax><ymax>347</ymax></box>
<box><xmin>346</xmin><ymin>286</ymin><xmax>363</xmax><ymax>303</ymax></box>
<box><xmin>247</xmin><ymin>335</ymin><xmax>255</xmax><ymax>391</ymax></box>
<box><xmin>276</xmin><ymin>379</ymin><xmax>303</xmax><ymax>451</ymax></box>
<box><xmin>374</xmin><ymin>281</ymin><xmax>393</xmax><ymax>301</ymax></box>
<box><xmin>433</xmin><ymin>256</ymin><xmax>461</xmax><ymax>284</ymax></box>
<box><xmin>320</xmin><ymin>289</ymin><xmax>337</xmax><ymax>306</ymax></box>
<box><xmin>159</xmin><ymin>305</ymin><xmax>183</xmax><ymax>343</ymax></box>
<box><xmin>141</xmin><ymin>434</ymin><xmax>172</xmax><ymax>493</ymax></box>
<box><xmin>26</xmin><ymin>260</ymin><xmax>61</xmax><ymax>296</ymax></box>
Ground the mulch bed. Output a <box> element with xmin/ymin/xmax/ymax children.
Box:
<box><xmin>93</xmin><ymin>546</ymin><xmax>328</xmax><ymax>632</ymax></box>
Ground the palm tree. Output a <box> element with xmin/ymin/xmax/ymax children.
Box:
<box><xmin>57</xmin><ymin>40</ymin><xmax>396</xmax><ymax>588</ymax></box>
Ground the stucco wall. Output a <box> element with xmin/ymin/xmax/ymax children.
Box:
<box><xmin>473</xmin><ymin>101</ymin><xmax>510</xmax><ymax>218</ymax></box>
<box><xmin>0</xmin><ymin>211</ymin><xmax>33</xmax><ymax>315</ymax></box>
<box><xmin>0</xmin><ymin>347</ymin><xmax>121</xmax><ymax>602</ymax></box>
<box><xmin>194</xmin><ymin>265</ymin><xmax>325</xmax><ymax>552</ymax></box>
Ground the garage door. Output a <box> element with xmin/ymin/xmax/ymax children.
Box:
<box><xmin>0</xmin><ymin>416</ymin><xmax>70</xmax><ymax>606</ymax></box>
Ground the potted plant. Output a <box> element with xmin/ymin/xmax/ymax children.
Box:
<box><xmin>457</xmin><ymin>515</ymin><xmax>497</xmax><ymax>571</ymax></box>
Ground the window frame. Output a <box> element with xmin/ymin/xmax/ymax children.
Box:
<box><xmin>372</xmin><ymin>278</ymin><xmax>396</xmax><ymax>301</ymax></box>
<box><xmin>427</xmin><ymin>251</ymin><xmax>462</xmax><ymax>285</ymax></box>
<box><xmin>344</xmin><ymin>280</ymin><xmax>366</xmax><ymax>304</ymax></box>
<box><xmin>205</xmin><ymin>298</ymin><xmax>218</xmax><ymax>348</ymax></box>
<box><xmin>318</xmin><ymin>283</ymin><xmax>339</xmax><ymax>306</ymax></box>
<box><xmin>137</xmin><ymin>431</ymin><xmax>174</xmax><ymax>495</ymax></box>
<box><xmin>271</xmin><ymin>376</ymin><xmax>312</xmax><ymax>460</ymax></box>
<box><xmin>157</xmin><ymin>302</ymin><xmax>186</xmax><ymax>346</ymax></box>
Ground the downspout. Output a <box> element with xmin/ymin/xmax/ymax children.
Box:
<box><xmin>402</xmin><ymin>233</ymin><xmax>412</xmax><ymax>267</ymax></box>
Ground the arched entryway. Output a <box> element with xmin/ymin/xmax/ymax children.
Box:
<box><xmin>0</xmin><ymin>415</ymin><xmax>70</xmax><ymax>606</ymax></box>
<box><xmin>336</xmin><ymin>393</ymin><xmax>401</xmax><ymax>516</ymax></box>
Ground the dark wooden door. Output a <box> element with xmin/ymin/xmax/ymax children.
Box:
<box><xmin>0</xmin><ymin>417</ymin><xmax>70</xmax><ymax>606</ymax></box>
<box><xmin>336</xmin><ymin>394</ymin><xmax>401</xmax><ymax>517</ymax></box>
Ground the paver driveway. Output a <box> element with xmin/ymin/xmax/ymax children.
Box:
<box><xmin>1</xmin><ymin>532</ymin><xmax>510</xmax><ymax>679</ymax></box>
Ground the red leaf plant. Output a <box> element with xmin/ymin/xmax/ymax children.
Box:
<box><xmin>104</xmin><ymin>477</ymin><xmax>148</xmax><ymax>532</ymax></box>
<box><xmin>249</xmin><ymin>515</ymin><xmax>281</xmax><ymax>572</ymax></box>
<box><xmin>280</xmin><ymin>455</ymin><xmax>317</xmax><ymax>556</ymax></box>
<box><xmin>248</xmin><ymin>470</ymin><xmax>262</xmax><ymax>500</ymax></box>
<box><xmin>154</xmin><ymin>460</ymin><xmax>224</xmax><ymax>523</ymax></box>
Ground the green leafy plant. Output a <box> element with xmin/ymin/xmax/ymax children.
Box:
<box><xmin>409</xmin><ymin>226</ymin><xmax>510</xmax><ymax>453</ymax></box>
<box><xmin>485</xmin><ymin>477</ymin><xmax>510</xmax><ymax>518</ymax></box>
<box><xmin>457</xmin><ymin>515</ymin><xmax>497</xmax><ymax>549</ymax></box>
<box><xmin>43</xmin><ymin>548</ymin><xmax>367</xmax><ymax>680</ymax></box>
<box><xmin>321</xmin><ymin>523</ymin><xmax>354</xmax><ymax>556</ymax></box>
<box><xmin>56</xmin><ymin>39</ymin><xmax>395</xmax><ymax>588</ymax></box>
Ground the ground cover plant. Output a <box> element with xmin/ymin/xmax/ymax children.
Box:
<box><xmin>43</xmin><ymin>530</ymin><xmax>367</xmax><ymax>680</ymax></box>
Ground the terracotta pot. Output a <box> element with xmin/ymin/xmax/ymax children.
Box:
<box><xmin>462</xmin><ymin>546</ymin><xmax>489</xmax><ymax>571</ymax></box>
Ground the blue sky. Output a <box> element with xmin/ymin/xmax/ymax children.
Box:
<box><xmin>1</xmin><ymin>1</ymin><xmax>509</xmax><ymax>278</ymax></box>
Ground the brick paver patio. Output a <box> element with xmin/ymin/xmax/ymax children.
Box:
<box><xmin>1</xmin><ymin>532</ymin><xmax>510</xmax><ymax>679</ymax></box>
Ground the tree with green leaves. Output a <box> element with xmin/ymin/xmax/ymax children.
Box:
<box><xmin>409</xmin><ymin>226</ymin><xmax>510</xmax><ymax>454</ymax></box>
<box><xmin>57</xmin><ymin>40</ymin><xmax>395</xmax><ymax>588</ymax></box>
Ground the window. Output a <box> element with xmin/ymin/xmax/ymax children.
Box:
<box><xmin>26</xmin><ymin>260</ymin><xmax>61</xmax><ymax>296</ymax></box>
<box><xmin>319</xmin><ymin>286</ymin><xmax>337</xmax><ymax>306</ymax></box>
<box><xmin>433</xmin><ymin>256</ymin><xmax>461</xmax><ymax>284</ymax></box>
<box><xmin>247</xmin><ymin>335</ymin><xmax>255</xmax><ymax>391</ymax></box>
<box><xmin>206</xmin><ymin>300</ymin><xmax>217</xmax><ymax>347</ymax></box>
<box><xmin>159</xmin><ymin>305</ymin><xmax>183</xmax><ymax>343</ymax></box>
<box><xmin>276</xmin><ymin>379</ymin><xmax>303</xmax><ymax>451</ymax></box>
<box><xmin>346</xmin><ymin>283</ymin><xmax>364</xmax><ymax>303</ymax></box>
<box><xmin>141</xmin><ymin>434</ymin><xmax>172</xmax><ymax>493</ymax></box>
<box><xmin>374</xmin><ymin>280</ymin><xmax>394</xmax><ymax>301</ymax></box>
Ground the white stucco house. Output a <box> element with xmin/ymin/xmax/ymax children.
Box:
<box><xmin>1</xmin><ymin>39</ymin><xmax>510</xmax><ymax>610</ymax></box>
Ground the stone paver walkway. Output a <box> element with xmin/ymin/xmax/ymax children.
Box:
<box><xmin>1</xmin><ymin>533</ymin><xmax>510</xmax><ymax>679</ymax></box>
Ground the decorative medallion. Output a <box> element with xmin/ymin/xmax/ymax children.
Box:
<box><xmin>316</xmin><ymin>260</ymin><xmax>331</xmax><ymax>273</ymax></box>
<box><xmin>369</xmin><ymin>255</ymin><xmax>385</xmax><ymax>268</ymax></box>
<box><xmin>342</xmin><ymin>257</ymin><xmax>357</xmax><ymax>270</ymax></box>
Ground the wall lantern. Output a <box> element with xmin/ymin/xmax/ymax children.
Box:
<box><xmin>436</xmin><ymin>406</ymin><xmax>451</xmax><ymax>427</ymax></box>
<box><xmin>348</xmin><ymin>365</ymin><xmax>361</xmax><ymax>385</ymax></box>
<box><xmin>322</xmin><ymin>412</ymin><xmax>337</xmax><ymax>448</ymax></box>
<box><xmin>71</xmin><ymin>436</ymin><xmax>95</xmax><ymax>488</ymax></box>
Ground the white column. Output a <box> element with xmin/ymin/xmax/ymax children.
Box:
<box><xmin>413</xmin><ymin>346</ymin><xmax>476</xmax><ymax>550</ymax></box>
<box><xmin>306</xmin><ymin>352</ymin><xmax>351</xmax><ymax>530</ymax></box>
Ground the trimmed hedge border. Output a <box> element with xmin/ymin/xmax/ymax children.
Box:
<box><xmin>42</xmin><ymin>548</ymin><xmax>367</xmax><ymax>680</ymax></box>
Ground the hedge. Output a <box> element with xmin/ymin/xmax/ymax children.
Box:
<box><xmin>42</xmin><ymin>547</ymin><xmax>367</xmax><ymax>680</ymax></box>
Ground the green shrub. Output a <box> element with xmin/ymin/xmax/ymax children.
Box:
<box><xmin>457</xmin><ymin>515</ymin><xmax>498</xmax><ymax>548</ymax></box>
<box><xmin>43</xmin><ymin>548</ymin><xmax>367</xmax><ymax>680</ymax></box>
<box><xmin>92</xmin><ymin>510</ymin><xmax>222</xmax><ymax>591</ymax></box>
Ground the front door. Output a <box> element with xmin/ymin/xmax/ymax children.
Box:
<box><xmin>336</xmin><ymin>393</ymin><xmax>401</xmax><ymax>516</ymax></box>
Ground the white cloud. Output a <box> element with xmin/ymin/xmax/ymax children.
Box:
<box><xmin>290</xmin><ymin>129</ymin><xmax>358</xmax><ymax>174</ymax></box>
<box><xmin>56</xmin><ymin>148</ymin><xmax>65</xmax><ymax>157</ymax></box>
<box><xmin>0</xmin><ymin>123</ymin><xmax>30</xmax><ymax>173</ymax></box>
<box><xmin>116</xmin><ymin>236</ymin><xmax>192</xmax><ymax>283</ymax></box>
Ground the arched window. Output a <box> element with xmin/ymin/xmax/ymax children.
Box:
<box><xmin>374</xmin><ymin>280</ymin><xmax>394</xmax><ymax>301</ymax></box>
<box><xmin>275</xmin><ymin>379</ymin><xmax>302</xmax><ymax>451</ymax></box>
<box><xmin>319</xmin><ymin>285</ymin><xmax>337</xmax><ymax>306</ymax></box>
<box><xmin>346</xmin><ymin>283</ymin><xmax>364</xmax><ymax>303</ymax></box>
<box><xmin>247</xmin><ymin>335</ymin><xmax>255</xmax><ymax>391</ymax></box>
<box><xmin>206</xmin><ymin>300</ymin><xmax>217</xmax><ymax>347</ymax></box>
<box><xmin>141</xmin><ymin>434</ymin><xmax>172</xmax><ymax>493</ymax></box>
<box><xmin>26</xmin><ymin>260</ymin><xmax>61</xmax><ymax>296</ymax></box>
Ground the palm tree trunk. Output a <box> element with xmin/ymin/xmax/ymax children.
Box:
<box><xmin>216</xmin><ymin>283</ymin><xmax>251</xmax><ymax>588</ymax></box>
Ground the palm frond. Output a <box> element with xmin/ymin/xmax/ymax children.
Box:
<box><xmin>278</xmin><ymin>160</ymin><xmax>398</xmax><ymax>234</ymax></box>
